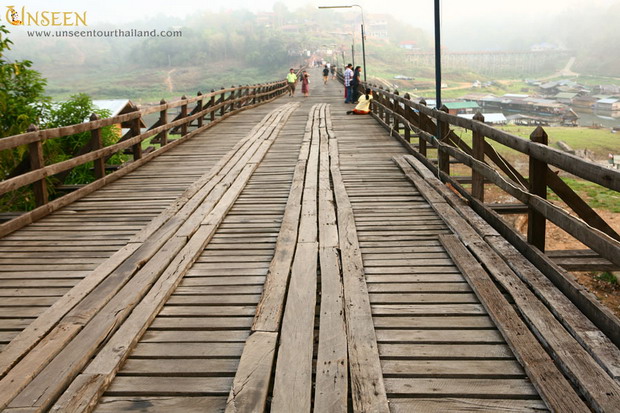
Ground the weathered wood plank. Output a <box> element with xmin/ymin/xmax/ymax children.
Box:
<box><xmin>440</xmin><ymin>234</ymin><xmax>588</xmax><ymax>412</ymax></box>
<box><xmin>329</xmin><ymin>110</ymin><xmax>389</xmax><ymax>413</ymax></box>
<box><xmin>394</xmin><ymin>155</ymin><xmax>620</xmax><ymax>412</ymax></box>
<box><xmin>2</xmin><ymin>103</ymin><xmax>299</xmax><ymax>412</ymax></box>
<box><xmin>225</xmin><ymin>332</ymin><xmax>277</xmax><ymax>413</ymax></box>
<box><xmin>315</xmin><ymin>107</ymin><xmax>348</xmax><ymax>412</ymax></box>
<box><xmin>271</xmin><ymin>242</ymin><xmax>318</xmax><ymax>413</ymax></box>
<box><xmin>49</xmin><ymin>103</ymin><xmax>299</xmax><ymax>413</ymax></box>
<box><xmin>390</xmin><ymin>398</ymin><xmax>549</xmax><ymax>412</ymax></box>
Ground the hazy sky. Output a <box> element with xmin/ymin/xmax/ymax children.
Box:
<box><xmin>7</xmin><ymin>0</ymin><xmax>617</xmax><ymax>31</ymax></box>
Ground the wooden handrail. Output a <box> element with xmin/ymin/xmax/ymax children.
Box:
<box><xmin>0</xmin><ymin>77</ymin><xmax>291</xmax><ymax>228</ymax></box>
<box><xmin>368</xmin><ymin>86</ymin><xmax>620</xmax><ymax>192</ymax></box>
<box><xmin>367</xmin><ymin>88</ymin><xmax>620</xmax><ymax>268</ymax></box>
<box><xmin>0</xmin><ymin>82</ymin><xmax>288</xmax><ymax>152</ymax></box>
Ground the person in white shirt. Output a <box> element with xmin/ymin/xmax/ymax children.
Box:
<box><xmin>344</xmin><ymin>64</ymin><xmax>354</xmax><ymax>103</ymax></box>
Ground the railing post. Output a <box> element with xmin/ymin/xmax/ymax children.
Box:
<box><xmin>180</xmin><ymin>95</ymin><xmax>188</xmax><ymax>136</ymax></box>
<box><xmin>220</xmin><ymin>87</ymin><xmax>226</xmax><ymax>117</ymax></box>
<box><xmin>528</xmin><ymin>126</ymin><xmax>549</xmax><ymax>251</ymax></box>
<box><xmin>252</xmin><ymin>84</ymin><xmax>257</xmax><ymax>105</ymax></box>
<box><xmin>230</xmin><ymin>86</ymin><xmax>236</xmax><ymax>112</ymax></box>
<box><xmin>471</xmin><ymin>111</ymin><xmax>485</xmax><ymax>201</ymax></box>
<box><xmin>210</xmin><ymin>90</ymin><xmax>216</xmax><ymax>122</ymax></box>
<box><xmin>196</xmin><ymin>91</ymin><xmax>203</xmax><ymax>128</ymax></box>
<box><xmin>438</xmin><ymin>105</ymin><xmax>450</xmax><ymax>176</ymax></box>
<box><xmin>384</xmin><ymin>89</ymin><xmax>391</xmax><ymax>125</ymax></box>
<box><xmin>90</xmin><ymin>113</ymin><xmax>105</xmax><ymax>180</ymax></box>
<box><xmin>129</xmin><ymin>103</ymin><xmax>142</xmax><ymax>161</ymax></box>
<box><xmin>403</xmin><ymin>93</ymin><xmax>411</xmax><ymax>143</ymax></box>
<box><xmin>159</xmin><ymin>99</ymin><xmax>168</xmax><ymax>146</ymax></box>
<box><xmin>377</xmin><ymin>87</ymin><xmax>384</xmax><ymax>120</ymax></box>
<box><xmin>393</xmin><ymin>90</ymin><xmax>400</xmax><ymax>135</ymax></box>
<box><xmin>243</xmin><ymin>85</ymin><xmax>249</xmax><ymax>107</ymax></box>
<box><xmin>27</xmin><ymin>124</ymin><xmax>48</xmax><ymax>206</ymax></box>
<box><xmin>419</xmin><ymin>98</ymin><xmax>427</xmax><ymax>157</ymax></box>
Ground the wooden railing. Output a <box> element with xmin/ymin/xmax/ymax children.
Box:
<box><xmin>364</xmin><ymin>85</ymin><xmax>620</xmax><ymax>263</ymax></box>
<box><xmin>336</xmin><ymin>69</ymin><xmax>620</xmax><ymax>343</ymax></box>
<box><xmin>0</xmin><ymin>79</ymin><xmax>291</xmax><ymax>237</ymax></box>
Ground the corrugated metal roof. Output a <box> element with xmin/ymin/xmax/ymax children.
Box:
<box><xmin>555</xmin><ymin>92</ymin><xmax>578</xmax><ymax>99</ymax></box>
<box><xmin>443</xmin><ymin>101</ymin><xmax>479</xmax><ymax>109</ymax></box>
<box><xmin>459</xmin><ymin>113</ymin><xmax>507</xmax><ymax>123</ymax></box>
<box><xmin>597</xmin><ymin>98</ymin><xmax>619</xmax><ymax>104</ymax></box>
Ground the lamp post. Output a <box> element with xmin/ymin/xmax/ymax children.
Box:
<box><xmin>352</xmin><ymin>34</ymin><xmax>355</xmax><ymax>68</ymax></box>
<box><xmin>319</xmin><ymin>4</ymin><xmax>366</xmax><ymax>83</ymax></box>
<box><xmin>434</xmin><ymin>0</ymin><xmax>442</xmax><ymax>109</ymax></box>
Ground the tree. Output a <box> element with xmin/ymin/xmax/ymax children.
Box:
<box><xmin>0</xmin><ymin>24</ymin><xmax>51</xmax><ymax>190</ymax></box>
<box><xmin>42</xmin><ymin>94</ymin><xmax>118</xmax><ymax>185</ymax></box>
<box><xmin>0</xmin><ymin>25</ymin><xmax>49</xmax><ymax>139</ymax></box>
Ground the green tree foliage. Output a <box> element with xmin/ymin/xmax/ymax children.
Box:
<box><xmin>0</xmin><ymin>23</ymin><xmax>51</xmax><ymax>194</ymax></box>
<box><xmin>1</xmin><ymin>93</ymin><xmax>120</xmax><ymax>211</ymax></box>
<box><xmin>42</xmin><ymin>93</ymin><xmax>119</xmax><ymax>185</ymax></box>
<box><xmin>0</xmin><ymin>25</ymin><xmax>49</xmax><ymax>139</ymax></box>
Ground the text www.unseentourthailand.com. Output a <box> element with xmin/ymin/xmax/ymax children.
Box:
<box><xmin>26</xmin><ymin>29</ymin><xmax>182</xmax><ymax>38</ymax></box>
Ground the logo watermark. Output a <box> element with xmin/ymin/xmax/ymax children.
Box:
<box><xmin>5</xmin><ymin>5</ymin><xmax>87</xmax><ymax>26</ymax></box>
<box><xmin>25</xmin><ymin>29</ymin><xmax>183</xmax><ymax>38</ymax></box>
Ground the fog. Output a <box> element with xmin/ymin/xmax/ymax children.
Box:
<box><xmin>7</xmin><ymin>0</ymin><xmax>619</xmax><ymax>52</ymax></box>
<box><xmin>4</xmin><ymin>0</ymin><xmax>619</xmax><ymax>100</ymax></box>
<box><xmin>10</xmin><ymin>0</ymin><xmax>619</xmax><ymax>30</ymax></box>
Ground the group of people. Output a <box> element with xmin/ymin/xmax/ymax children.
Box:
<box><xmin>322</xmin><ymin>64</ymin><xmax>336</xmax><ymax>84</ymax></box>
<box><xmin>286</xmin><ymin>68</ymin><xmax>310</xmax><ymax>97</ymax></box>
<box><xmin>344</xmin><ymin>63</ymin><xmax>372</xmax><ymax>115</ymax></box>
<box><xmin>285</xmin><ymin>63</ymin><xmax>373</xmax><ymax>116</ymax></box>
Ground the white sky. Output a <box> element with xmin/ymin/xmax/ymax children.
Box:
<box><xmin>7</xmin><ymin>0</ymin><xmax>616</xmax><ymax>30</ymax></box>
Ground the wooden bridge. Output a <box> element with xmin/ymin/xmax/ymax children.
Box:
<box><xmin>0</xmin><ymin>69</ymin><xmax>619</xmax><ymax>412</ymax></box>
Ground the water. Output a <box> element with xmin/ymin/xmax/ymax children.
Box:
<box><xmin>573</xmin><ymin>110</ymin><xmax>620</xmax><ymax>128</ymax></box>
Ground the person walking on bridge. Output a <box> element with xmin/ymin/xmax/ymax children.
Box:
<box><xmin>323</xmin><ymin>65</ymin><xmax>330</xmax><ymax>85</ymax></box>
<box><xmin>286</xmin><ymin>68</ymin><xmax>297</xmax><ymax>97</ymax></box>
<box><xmin>301</xmin><ymin>71</ymin><xmax>310</xmax><ymax>97</ymax></box>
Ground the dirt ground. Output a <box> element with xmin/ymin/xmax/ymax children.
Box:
<box><xmin>483</xmin><ymin>185</ymin><xmax>620</xmax><ymax>317</ymax></box>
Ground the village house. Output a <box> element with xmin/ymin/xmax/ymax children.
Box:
<box><xmin>399</xmin><ymin>40</ymin><xmax>418</xmax><ymax>50</ymax></box>
<box><xmin>554</xmin><ymin>92</ymin><xmax>579</xmax><ymax>105</ymax></box>
<box><xmin>595</xmin><ymin>98</ymin><xmax>620</xmax><ymax>111</ymax></box>
<box><xmin>443</xmin><ymin>101</ymin><xmax>480</xmax><ymax>115</ymax></box>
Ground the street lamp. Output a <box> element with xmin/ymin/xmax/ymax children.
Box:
<box><xmin>434</xmin><ymin>0</ymin><xmax>442</xmax><ymax>109</ymax></box>
<box><xmin>318</xmin><ymin>4</ymin><xmax>367</xmax><ymax>83</ymax></box>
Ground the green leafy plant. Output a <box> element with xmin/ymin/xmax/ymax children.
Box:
<box><xmin>42</xmin><ymin>93</ymin><xmax>120</xmax><ymax>185</ymax></box>
<box><xmin>595</xmin><ymin>272</ymin><xmax>618</xmax><ymax>285</ymax></box>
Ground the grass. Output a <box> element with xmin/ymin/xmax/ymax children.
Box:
<box><xmin>496</xmin><ymin>125</ymin><xmax>619</xmax><ymax>157</ymax></box>
<box><xmin>595</xmin><ymin>272</ymin><xmax>618</xmax><ymax>285</ymax></box>
<box><xmin>572</xmin><ymin>75</ymin><xmax>620</xmax><ymax>87</ymax></box>
<box><xmin>450</xmin><ymin>125</ymin><xmax>618</xmax><ymax>161</ymax></box>
<box><xmin>547</xmin><ymin>178</ymin><xmax>620</xmax><ymax>213</ymax></box>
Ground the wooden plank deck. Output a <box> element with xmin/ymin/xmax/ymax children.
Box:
<box><xmin>0</xmin><ymin>105</ymin><xmax>280</xmax><ymax>349</ymax></box>
<box><xmin>1</xmin><ymin>70</ymin><xmax>619</xmax><ymax>412</ymax></box>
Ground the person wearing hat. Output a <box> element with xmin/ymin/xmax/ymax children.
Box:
<box><xmin>286</xmin><ymin>68</ymin><xmax>297</xmax><ymax>96</ymax></box>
